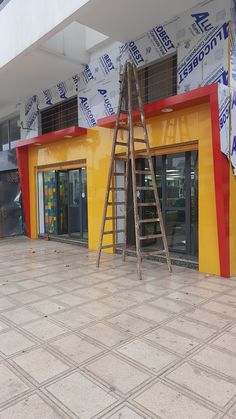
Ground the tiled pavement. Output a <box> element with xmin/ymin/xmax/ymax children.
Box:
<box><xmin>0</xmin><ymin>238</ymin><xmax>236</xmax><ymax>418</ymax></box>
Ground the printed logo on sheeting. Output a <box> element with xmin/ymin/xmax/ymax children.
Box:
<box><xmin>128</xmin><ymin>18</ymin><xmax>178</xmax><ymax>68</ymax></box>
<box><xmin>177</xmin><ymin>22</ymin><xmax>229</xmax><ymax>92</ymax></box>
<box><xmin>218</xmin><ymin>84</ymin><xmax>230</xmax><ymax>158</ymax></box>
<box><xmin>24</xmin><ymin>95</ymin><xmax>38</xmax><ymax>132</ymax></box>
<box><xmin>218</xmin><ymin>84</ymin><xmax>236</xmax><ymax>175</ymax></box>
<box><xmin>176</xmin><ymin>0</ymin><xmax>233</xmax><ymax>42</ymax></box>
<box><xmin>78</xmin><ymin>96</ymin><xmax>96</xmax><ymax>127</ymax></box>
<box><xmin>231</xmin><ymin>88</ymin><xmax>236</xmax><ymax>174</ymax></box>
<box><xmin>37</xmin><ymin>74</ymin><xmax>80</xmax><ymax>109</ymax></box>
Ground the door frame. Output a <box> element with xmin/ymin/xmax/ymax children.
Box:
<box><xmin>37</xmin><ymin>166</ymin><xmax>88</xmax><ymax>241</ymax></box>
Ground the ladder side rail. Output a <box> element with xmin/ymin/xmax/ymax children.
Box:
<box><xmin>132</xmin><ymin>65</ymin><xmax>172</xmax><ymax>273</ymax></box>
<box><xmin>128</xmin><ymin>63</ymin><xmax>142</xmax><ymax>280</ymax></box>
<box><xmin>122</xmin><ymin>131</ymin><xmax>130</xmax><ymax>261</ymax></box>
<box><xmin>96</xmin><ymin>63</ymin><xmax>128</xmax><ymax>267</ymax></box>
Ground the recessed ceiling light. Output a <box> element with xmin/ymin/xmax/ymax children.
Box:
<box><xmin>64</xmin><ymin>135</ymin><xmax>73</xmax><ymax>138</ymax></box>
<box><xmin>161</xmin><ymin>108</ymin><xmax>174</xmax><ymax>113</ymax></box>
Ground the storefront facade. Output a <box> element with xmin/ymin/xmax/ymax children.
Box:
<box><xmin>15</xmin><ymin>84</ymin><xmax>236</xmax><ymax>278</ymax></box>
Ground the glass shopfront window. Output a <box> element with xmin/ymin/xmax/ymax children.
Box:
<box><xmin>128</xmin><ymin>151</ymin><xmax>198</xmax><ymax>258</ymax></box>
<box><xmin>39</xmin><ymin>168</ymin><xmax>88</xmax><ymax>240</ymax></box>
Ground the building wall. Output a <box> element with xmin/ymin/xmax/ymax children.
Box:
<box><xmin>230</xmin><ymin>169</ymin><xmax>236</xmax><ymax>275</ymax></box>
<box><xmin>27</xmin><ymin>102</ymin><xmax>221</xmax><ymax>275</ymax></box>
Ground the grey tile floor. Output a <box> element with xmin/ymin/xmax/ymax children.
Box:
<box><xmin>0</xmin><ymin>237</ymin><xmax>235</xmax><ymax>418</ymax></box>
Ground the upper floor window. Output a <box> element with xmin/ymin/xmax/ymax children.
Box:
<box><xmin>0</xmin><ymin>115</ymin><xmax>20</xmax><ymax>152</ymax></box>
<box><xmin>40</xmin><ymin>96</ymin><xmax>78</xmax><ymax>135</ymax></box>
<box><xmin>138</xmin><ymin>54</ymin><xmax>177</xmax><ymax>105</ymax></box>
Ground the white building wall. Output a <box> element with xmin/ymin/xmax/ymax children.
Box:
<box><xmin>0</xmin><ymin>0</ymin><xmax>90</xmax><ymax>68</ymax></box>
<box><xmin>17</xmin><ymin>0</ymin><xmax>236</xmax><ymax>173</ymax></box>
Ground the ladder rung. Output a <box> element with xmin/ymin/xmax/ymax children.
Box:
<box><xmin>134</xmin><ymin>122</ymin><xmax>144</xmax><ymax>128</ymax></box>
<box><xmin>135</xmin><ymin>171</ymin><xmax>152</xmax><ymax>175</ymax></box>
<box><xmin>105</xmin><ymin>216</ymin><xmax>125</xmax><ymax>220</ymax></box>
<box><xmin>104</xmin><ymin>229</ymin><xmax>125</xmax><ymax>235</ymax></box>
<box><xmin>133</xmin><ymin>138</ymin><xmax>146</xmax><ymax>143</ymax></box>
<box><xmin>114</xmin><ymin>172</ymin><xmax>125</xmax><ymax>176</ymax></box>
<box><xmin>120</xmin><ymin>109</ymin><xmax>129</xmax><ymax>114</ymax></box>
<box><xmin>139</xmin><ymin>218</ymin><xmax>159</xmax><ymax>224</ymax></box>
<box><xmin>101</xmin><ymin>243</ymin><xmax>124</xmax><ymax>249</ymax></box>
<box><xmin>137</xmin><ymin>202</ymin><xmax>157</xmax><ymax>207</ymax></box>
<box><xmin>134</xmin><ymin>154</ymin><xmax>149</xmax><ymax>159</ymax></box>
<box><xmin>108</xmin><ymin>201</ymin><xmax>125</xmax><ymax>205</ymax></box>
<box><xmin>118</xmin><ymin>126</ymin><xmax>129</xmax><ymax>131</ymax></box>
<box><xmin>116</xmin><ymin>142</ymin><xmax>128</xmax><ymax>147</ymax></box>
<box><xmin>137</xmin><ymin>186</ymin><xmax>154</xmax><ymax>191</ymax></box>
<box><xmin>140</xmin><ymin>234</ymin><xmax>163</xmax><ymax>240</ymax></box>
<box><xmin>109</xmin><ymin>187</ymin><xmax>125</xmax><ymax>191</ymax></box>
<box><xmin>141</xmin><ymin>250</ymin><xmax>166</xmax><ymax>257</ymax></box>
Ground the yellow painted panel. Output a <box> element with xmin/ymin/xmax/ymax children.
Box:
<box><xmin>230</xmin><ymin>168</ymin><xmax>236</xmax><ymax>275</ymax></box>
<box><xmin>28</xmin><ymin>102</ymin><xmax>220</xmax><ymax>275</ymax></box>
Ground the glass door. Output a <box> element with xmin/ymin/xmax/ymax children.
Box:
<box><xmin>127</xmin><ymin>151</ymin><xmax>198</xmax><ymax>258</ymax></box>
<box><xmin>57</xmin><ymin>171</ymin><xmax>69</xmax><ymax>235</ymax></box>
<box><xmin>68</xmin><ymin>168</ymin><xmax>88</xmax><ymax>240</ymax></box>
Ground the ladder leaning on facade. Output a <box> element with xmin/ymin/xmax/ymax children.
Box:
<box><xmin>96</xmin><ymin>61</ymin><xmax>172</xmax><ymax>280</ymax></box>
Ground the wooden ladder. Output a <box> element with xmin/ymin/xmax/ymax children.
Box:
<box><xmin>96</xmin><ymin>61</ymin><xmax>172</xmax><ymax>280</ymax></box>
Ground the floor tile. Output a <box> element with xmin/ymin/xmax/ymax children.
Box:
<box><xmin>13</xmin><ymin>347</ymin><xmax>69</xmax><ymax>383</ymax></box>
<box><xmin>75</xmin><ymin>287</ymin><xmax>107</xmax><ymax>300</ymax></box>
<box><xmin>107</xmin><ymin>313</ymin><xmax>153</xmax><ymax>334</ymax></box>
<box><xmin>165</xmin><ymin>317</ymin><xmax>216</xmax><ymax>340</ymax></box>
<box><xmin>34</xmin><ymin>285</ymin><xmax>63</xmax><ymax>298</ymax></box>
<box><xmin>50</xmin><ymin>334</ymin><xmax>103</xmax><ymax>364</ymax></box>
<box><xmin>100</xmin><ymin>295</ymin><xmax>136</xmax><ymax>310</ymax></box>
<box><xmin>52</xmin><ymin>308</ymin><xmax>93</xmax><ymax>329</ymax></box>
<box><xmin>129</xmin><ymin>305</ymin><xmax>172</xmax><ymax>324</ymax></box>
<box><xmin>0</xmin><ymin>364</ymin><xmax>29</xmax><ymax>404</ymax></box>
<box><xmin>167</xmin><ymin>362</ymin><xmax>236</xmax><ymax>408</ymax></box>
<box><xmin>215</xmin><ymin>294</ymin><xmax>236</xmax><ymax>307</ymax></box>
<box><xmin>0</xmin><ymin>283</ymin><xmax>23</xmax><ymax>295</ymax></box>
<box><xmin>117</xmin><ymin>339</ymin><xmax>177</xmax><ymax>373</ymax></box>
<box><xmin>144</xmin><ymin>328</ymin><xmax>199</xmax><ymax>355</ymax></box>
<box><xmin>192</xmin><ymin>346</ymin><xmax>236</xmax><ymax>379</ymax></box>
<box><xmin>52</xmin><ymin>293</ymin><xmax>88</xmax><ymax>307</ymax></box>
<box><xmin>85</xmin><ymin>353</ymin><xmax>151</xmax><ymax>395</ymax></box>
<box><xmin>29</xmin><ymin>300</ymin><xmax>66</xmax><ymax>315</ymax></box>
<box><xmin>133</xmin><ymin>381</ymin><xmax>215</xmax><ymax>419</ymax></box>
<box><xmin>22</xmin><ymin>318</ymin><xmax>67</xmax><ymax>341</ymax></box>
<box><xmin>193</xmin><ymin>281</ymin><xmax>229</xmax><ymax>293</ymax></box>
<box><xmin>105</xmin><ymin>405</ymin><xmax>148</xmax><ymax>418</ymax></box>
<box><xmin>185</xmin><ymin>308</ymin><xmax>232</xmax><ymax>328</ymax></box>
<box><xmin>211</xmin><ymin>333</ymin><xmax>236</xmax><ymax>354</ymax></box>
<box><xmin>150</xmin><ymin>297</ymin><xmax>190</xmax><ymax>313</ymax></box>
<box><xmin>0</xmin><ymin>393</ymin><xmax>64</xmax><ymax>418</ymax></box>
<box><xmin>117</xmin><ymin>289</ymin><xmax>157</xmax><ymax>303</ymax></box>
<box><xmin>166</xmin><ymin>291</ymin><xmax>204</xmax><ymax>305</ymax></box>
<box><xmin>0</xmin><ymin>297</ymin><xmax>15</xmax><ymax>311</ymax></box>
<box><xmin>81</xmin><ymin>323</ymin><xmax>131</xmax><ymax>347</ymax></box>
<box><xmin>95</xmin><ymin>282</ymin><xmax>127</xmax><ymax>293</ymax></box>
<box><xmin>79</xmin><ymin>301</ymin><xmax>118</xmax><ymax>318</ymax></box>
<box><xmin>227</xmin><ymin>403</ymin><xmax>236</xmax><ymax>418</ymax></box>
<box><xmin>2</xmin><ymin>307</ymin><xmax>40</xmax><ymax>325</ymax></box>
<box><xmin>179</xmin><ymin>285</ymin><xmax>218</xmax><ymax>298</ymax></box>
<box><xmin>46</xmin><ymin>371</ymin><xmax>118</xmax><ymax>418</ymax></box>
<box><xmin>10</xmin><ymin>291</ymin><xmax>42</xmax><ymax>304</ymax></box>
<box><xmin>0</xmin><ymin>320</ymin><xmax>8</xmax><ymax>332</ymax></box>
<box><xmin>17</xmin><ymin>280</ymin><xmax>44</xmax><ymax>290</ymax></box>
<box><xmin>0</xmin><ymin>330</ymin><xmax>35</xmax><ymax>356</ymax></box>
<box><xmin>201</xmin><ymin>301</ymin><xmax>236</xmax><ymax>319</ymax></box>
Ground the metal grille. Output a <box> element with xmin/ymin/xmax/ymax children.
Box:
<box><xmin>40</xmin><ymin>96</ymin><xmax>78</xmax><ymax>135</ymax></box>
<box><xmin>0</xmin><ymin>170</ymin><xmax>19</xmax><ymax>183</ymax></box>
